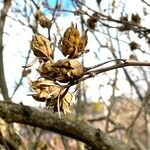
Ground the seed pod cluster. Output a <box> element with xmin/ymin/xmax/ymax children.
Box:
<box><xmin>28</xmin><ymin>23</ymin><xmax>88</xmax><ymax>114</ymax></box>
<box><xmin>59</xmin><ymin>23</ymin><xmax>88</xmax><ymax>58</ymax></box>
<box><xmin>34</xmin><ymin>10</ymin><xmax>51</xmax><ymax>28</ymax></box>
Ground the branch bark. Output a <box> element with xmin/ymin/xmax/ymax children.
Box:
<box><xmin>0</xmin><ymin>101</ymin><xmax>134</xmax><ymax>150</ymax></box>
<box><xmin>0</xmin><ymin>0</ymin><xmax>12</xmax><ymax>101</ymax></box>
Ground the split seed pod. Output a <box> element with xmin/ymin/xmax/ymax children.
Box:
<box><xmin>51</xmin><ymin>59</ymin><xmax>84</xmax><ymax>83</ymax></box>
<box><xmin>37</xmin><ymin>60</ymin><xmax>56</xmax><ymax>79</ymax></box>
<box><xmin>46</xmin><ymin>92</ymin><xmax>73</xmax><ymax>114</ymax></box>
<box><xmin>31</xmin><ymin>34</ymin><xmax>53</xmax><ymax>60</ymax></box>
<box><xmin>59</xmin><ymin>23</ymin><xmax>88</xmax><ymax>58</ymax></box>
<box><xmin>30</xmin><ymin>80</ymin><xmax>63</xmax><ymax>102</ymax></box>
<box><xmin>30</xmin><ymin>79</ymin><xmax>73</xmax><ymax>113</ymax></box>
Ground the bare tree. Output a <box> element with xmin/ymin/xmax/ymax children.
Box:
<box><xmin>0</xmin><ymin>0</ymin><xmax>150</xmax><ymax>149</ymax></box>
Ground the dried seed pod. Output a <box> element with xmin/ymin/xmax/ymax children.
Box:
<box><xmin>87</xmin><ymin>12</ymin><xmax>99</xmax><ymax>30</ymax></box>
<box><xmin>31</xmin><ymin>34</ymin><xmax>53</xmax><ymax>60</ymax></box>
<box><xmin>34</xmin><ymin>10</ymin><xmax>43</xmax><ymax>20</ymax></box>
<box><xmin>120</xmin><ymin>15</ymin><xmax>128</xmax><ymax>22</ymax></box>
<box><xmin>51</xmin><ymin>59</ymin><xmax>84</xmax><ymax>83</ymax></box>
<box><xmin>30</xmin><ymin>79</ymin><xmax>73</xmax><ymax>114</ymax></box>
<box><xmin>64</xmin><ymin>23</ymin><xmax>80</xmax><ymax>45</ymax></box>
<box><xmin>59</xmin><ymin>23</ymin><xmax>88</xmax><ymax>58</ymax></box>
<box><xmin>60</xmin><ymin>92</ymin><xmax>72</xmax><ymax>114</ymax></box>
<box><xmin>130</xmin><ymin>14</ymin><xmax>141</xmax><ymax>25</ymax></box>
<box><xmin>75</xmin><ymin>29</ymin><xmax>88</xmax><ymax>58</ymax></box>
<box><xmin>87</xmin><ymin>18</ymin><xmax>96</xmax><ymax>29</ymax></box>
<box><xmin>129</xmin><ymin>41</ymin><xmax>140</xmax><ymax>50</ymax></box>
<box><xmin>37</xmin><ymin>60</ymin><xmax>56</xmax><ymax>79</ymax></box>
<box><xmin>46</xmin><ymin>92</ymin><xmax>73</xmax><ymax>114</ymax></box>
<box><xmin>30</xmin><ymin>80</ymin><xmax>63</xmax><ymax>102</ymax></box>
<box><xmin>39</xmin><ymin>15</ymin><xmax>52</xmax><ymax>28</ymax></box>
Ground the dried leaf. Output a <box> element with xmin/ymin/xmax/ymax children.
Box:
<box><xmin>31</xmin><ymin>34</ymin><xmax>53</xmax><ymax>60</ymax></box>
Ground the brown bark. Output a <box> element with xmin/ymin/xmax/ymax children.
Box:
<box><xmin>0</xmin><ymin>0</ymin><xmax>11</xmax><ymax>101</ymax></box>
<box><xmin>0</xmin><ymin>101</ymin><xmax>134</xmax><ymax>150</ymax></box>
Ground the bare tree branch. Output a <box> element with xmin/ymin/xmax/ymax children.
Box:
<box><xmin>82</xmin><ymin>60</ymin><xmax>150</xmax><ymax>82</ymax></box>
<box><xmin>0</xmin><ymin>101</ymin><xmax>134</xmax><ymax>150</ymax></box>
<box><xmin>0</xmin><ymin>0</ymin><xmax>11</xmax><ymax>101</ymax></box>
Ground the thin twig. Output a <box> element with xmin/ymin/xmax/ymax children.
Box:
<box><xmin>11</xmin><ymin>49</ymin><xmax>32</xmax><ymax>99</ymax></box>
<box><xmin>85</xmin><ymin>59</ymin><xmax>126</xmax><ymax>71</ymax></box>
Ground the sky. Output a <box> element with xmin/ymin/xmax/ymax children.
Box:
<box><xmin>2</xmin><ymin>0</ymin><xmax>150</xmax><ymax>106</ymax></box>
<box><xmin>43</xmin><ymin>0</ymin><xmax>75</xmax><ymax>16</ymax></box>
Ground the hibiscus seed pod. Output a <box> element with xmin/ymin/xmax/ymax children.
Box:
<box><xmin>38</xmin><ymin>15</ymin><xmax>52</xmax><ymax>28</ymax></box>
<box><xmin>76</xmin><ymin>29</ymin><xmax>88</xmax><ymax>57</ymax></box>
<box><xmin>46</xmin><ymin>92</ymin><xmax>73</xmax><ymax>114</ymax></box>
<box><xmin>31</xmin><ymin>34</ymin><xmax>53</xmax><ymax>60</ymax></box>
<box><xmin>37</xmin><ymin>60</ymin><xmax>57</xmax><ymax>79</ymax></box>
<box><xmin>34</xmin><ymin>10</ymin><xmax>43</xmax><ymax>20</ymax></box>
<box><xmin>59</xmin><ymin>23</ymin><xmax>88</xmax><ymax>58</ymax></box>
<box><xmin>51</xmin><ymin>59</ymin><xmax>85</xmax><ymax>83</ymax></box>
<box><xmin>30</xmin><ymin>80</ymin><xmax>63</xmax><ymax>102</ymax></box>
<box><xmin>87</xmin><ymin>18</ymin><xmax>96</xmax><ymax>29</ymax></box>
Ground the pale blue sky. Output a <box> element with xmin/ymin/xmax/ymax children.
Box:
<box><xmin>44</xmin><ymin>0</ymin><xmax>75</xmax><ymax>16</ymax></box>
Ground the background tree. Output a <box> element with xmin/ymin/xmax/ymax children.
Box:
<box><xmin>0</xmin><ymin>0</ymin><xmax>150</xmax><ymax>149</ymax></box>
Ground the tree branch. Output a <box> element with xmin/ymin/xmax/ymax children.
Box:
<box><xmin>82</xmin><ymin>60</ymin><xmax>150</xmax><ymax>83</ymax></box>
<box><xmin>0</xmin><ymin>0</ymin><xmax>12</xmax><ymax>101</ymax></box>
<box><xmin>0</xmin><ymin>101</ymin><xmax>134</xmax><ymax>150</ymax></box>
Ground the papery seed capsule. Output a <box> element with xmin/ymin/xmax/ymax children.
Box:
<box><xmin>78</xmin><ymin>29</ymin><xmax>88</xmax><ymax>53</ymax></box>
<box><xmin>39</xmin><ymin>15</ymin><xmax>51</xmax><ymax>28</ymax></box>
<box><xmin>34</xmin><ymin>10</ymin><xmax>43</xmax><ymax>20</ymax></box>
<box><xmin>31</xmin><ymin>34</ymin><xmax>53</xmax><ymax>60</ymax></box>
<box><xmin>51</xmin><ymin>59</ymin><xmax>85</xmax><ymax>83</ymax></box>
<box><xmin>59</xmin><ymin>23</ymin><xmax>88</xmax><ymax>59</ymax></box>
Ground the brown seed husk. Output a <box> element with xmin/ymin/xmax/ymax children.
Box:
<box><xmin>31</xmin><ymin>34</ymin><xmax>53</xmax><ymax>60</ymax></box>
<box><xmin>39</xmin><ymin>15</ymin><xmax>52</xmax><ymax>28</ymax></box>
<box><xmin>46</xmin><ymin>92</ymin><xmax>73</xmax><ymax>114</ymax></box>
<box><xmin>30</xmin><ymin>79</ymin><xmax>73</xmax><ymax>113</ymax></box>
<box><xmin>34</xmin><ymin>10</ymin><xmax>43</xmax><ymax>20</ymax></box>
<box><xmin>51</xmin><ymin>59</ymin><xmax>84</xmax><ymax>83</ymax></box>
<box><xmin>37</xmin><ymin>60</ymin><xmax>56</xmax><ymax>79</ymax></box>
<box><xmin>59</xmin><ymin>23</ymin><xmax>88</xmax><ymax>58</ymax></box>
<box><xmin>30</xmin><ymin>80</ymin><xmax>63</xmax><ymax>102</ymax></box>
